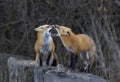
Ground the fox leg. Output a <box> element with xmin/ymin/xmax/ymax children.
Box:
<box><xmin>80</xmin><ymin>52</ymin><xmax>89</xmax><ymax>72</ymax></box>
<box><xmin>51</xmin><ymin>53</ymin><xmax>58</xmax><ymax>66</ymax></box>
<box><xmin>84</xmin><ymin>52</ymin><xmax>90</xmax><ymax>72</ymax></box>
<box><xmin>48</xmin><ymin>41</ymin><xmax>57</xmax><ymax>66</ymax></box>
<box><xmin>35</xmin><ymin>51</ymin><xmax>43</xmax><ymax>66</ymax></box>
<box><xmin>39</xmin><ymin>53</ymin><xmax>43</xmax><ymax>66</ymax></box>
<box><xmin>70</xmin><ymin>52</ymin><xmax>76</xmax><ymax>70</ymax></box>
<box><xmin>35</xmin><ymin>52</ymin><xmax>40</xmax><ymax>64</ymax></box>
<box><xmin>39</xmin><ymin>54</ymin><xmax>43</xmax><ymax>66</ymax></box>
<box><xmin>46</xmin><ymin>53</ymin><xmax>51</xmax><ymax>65</ymax></box>
<box><xmin>75</xmin><ymin>55</ymin><xmax>78</xmax><ymax>65</ymax></box>
<box><xmin>87</xmin><ymin>45</ymin><xmax>96</xmax><ymax>71</ymax></box>
<box><xmin>47</xmin><ymin>52</ymin><xmax>58</xmax><ymax>66</ymax></box>
<box><xmin>88</xmin><ymin>50</ymin><xmax>95</xmax><ymax>71</ymax></box>
<box><xmin>48</xmin><ymin>50</ymin><xmax>55</xmax><ymax>66</ymax></box>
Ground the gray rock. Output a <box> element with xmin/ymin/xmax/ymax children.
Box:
<box><xmin>44</xmin><ymin>64</ymin><xmax>107</xmax><ymax>82</ymax></box>
<box><xmin>44</xmin><ymin>70</ymin><xmax>107</xmax><ymax>82</ymax></box>
<box><xmin>8</xmin><ymin>57</ymin><xmax>34</xmax><ymax>82</ymax></box>
<box><xmin>0</xmin><ymin>53</ymin><xmax>31</xmax><ymax>82</ymax></box>
<box><xmin>34</xmin><ymin>66</ymin><xmax>55</xmax><ymax>82</ymax></box>
<box><xmin>7</xmin><ymin>57</ymin><xmax>108</xmax><ymax>82</ymax></box>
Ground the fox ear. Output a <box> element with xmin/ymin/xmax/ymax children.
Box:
<box><xmin>34</xmin><ymin>27</ymin><xmax>43</xmax><ymax>31</ymax></box>
<box><xmin>34</xmin><ymin>25</ymin><xmax>49</xmax><ymax>31</ymax></box>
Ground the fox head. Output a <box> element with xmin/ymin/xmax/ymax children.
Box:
<box><xmin>34</xmin><ymin>24</ymin><xmax>50</xmax><ymax>32</ymax></box>
<box><xmin>49</xmin><ymin>25</ymin><xmax>72</xmax><ymax>36</ymax></box>
<box><xmin>58</xmin><ymin>26</ymin><xmax>72</xmax><ymax>36</ymax></box>
<box><xmin>35</xmin><ymin>24</ymin><xmax>56</xmax><ymax>36</ymax></box>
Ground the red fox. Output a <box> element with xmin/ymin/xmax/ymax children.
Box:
<box><xmin>49</xmin><ymin>25</ymin><xmax>96</xmax><ymax>71</ymax></box>
<box><xmin>34</xmin><ymin>25</ymin><xmax>58</xmax><ymax>66</ymax></box>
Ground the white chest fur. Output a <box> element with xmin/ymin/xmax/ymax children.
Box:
<box><xmin>40</xmin><ymin>31</ymin><xmax>52</xmax><ymax>55</ymax></box>
<box><xmin>60</xmin><ymin>37</ymin><xmax>74</xmax><ymax>53</ymax></box>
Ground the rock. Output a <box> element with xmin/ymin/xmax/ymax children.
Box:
<box><xmin>44</xmin><ymin>64</ymin><xmax>108</xmax><ymax>82</ymax></box>
<box><xmin>34</xmin><ymin>66</ymin><xmax>55</xmax><ymax>82</ymax></box>
<box><xmin>0</xmin><ymin>53</ymin><xmax>31</xmax><ymax>82</ymax></box>
<box><xmin>0</xmin><ymin>53</ymin><xmax>31</xmax><ymax>67</ymax></box>
<box><xmin>7</xmin><ymin>57</ymin><xmax>108</xmax><ymax>82</ymax></box>
<box><xmin>44</xmin><ymin>70</ymin><xmax>107</xmax><ymax>82</ymax></box>
<box><xmin>7</xmin><ymin>57</ymin><xmax>34</xmax><ymax>82</ymax></box>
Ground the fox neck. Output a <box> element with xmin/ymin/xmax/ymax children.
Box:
<box><xmin>40</xmin><ymin>31</ymin><xmax>52</xmax><ymax>55</ymax></box>
<box><xmin>43</xmin><ymin>31</ymin><xmax>52</xmax><ymax>44</ymax></box>
<box><xmin>60</xmin><ymin>33</ymin><xmax>77</xmax><ymax>53</ymax></box>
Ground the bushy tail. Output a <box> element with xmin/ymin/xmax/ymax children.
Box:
<box><xmin>89</xmin><ymin>44</ymin><xmax>96</xmax><ymax>70</ymax></box>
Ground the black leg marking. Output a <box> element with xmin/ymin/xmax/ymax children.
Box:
<box><xmin>70</xmin><ymin>53</ymin><xmax>76</xmax><ymax>70</ymax></box>
<box><xmin>52</xmin><ymin>53</ymin><xmax>58</xmax><ymax>66</ymax></box>
<box><xmin>46</xmin><ymin>53</ymin><xmax>51</xmax><ymax>65</ymax></box>
<box><xmin>75</xmin><ymin>55</ymin><xmax>78</xmax><ymax>65</ymax></box>
<box><xmin>80</xmin><ymin>68</ymin><xmax>84</xmax><ymax>72</ymax></box>
<box><xmin>51</xmin><ymin>58</ymin><xmax>57</xmax><ymax>66</ymax></box>
<box><xmin>39</xmin><ymin>55</ymin><xmax>43</xmax><ymax>66</ymax></box>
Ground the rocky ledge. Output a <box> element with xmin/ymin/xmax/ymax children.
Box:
<box><xmin>7</xmin><ymin>57</ymin><xmax>108</xmax><ymax>82</ymax></box>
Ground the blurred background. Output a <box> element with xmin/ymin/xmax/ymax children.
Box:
<box><xmin>0</xmin><ymin>0</ymin><xmax>120</xmax><ymax>82</ymax></box>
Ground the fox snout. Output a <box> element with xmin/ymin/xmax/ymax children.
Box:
<box><xmin>49</xmin><ymin>25</ymin><xmax>59</xmax><ymax>36</ymax></box>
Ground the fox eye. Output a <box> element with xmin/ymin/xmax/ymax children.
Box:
<box><xmin>67</xmin><ymin>31</ymin><xmax>70</xmax><ymax>35</ymax></box>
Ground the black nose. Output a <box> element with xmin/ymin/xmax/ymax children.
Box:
<box><xmin>49</xmin><ymin>27</ymin><xmax>58</xmax><ymax>35</ymax></box>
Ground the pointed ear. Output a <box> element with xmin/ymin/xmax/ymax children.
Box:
<box><xmin>34</xmin><ymin>25</ymin><xmax>49</xmax><ymax>31</ymax></box>
<box><xmin>34</xmin><ymin>27</ymin><xmax>43</xmax><ymax>31</ymax></box>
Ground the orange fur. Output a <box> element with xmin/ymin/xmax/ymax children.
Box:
<box><xmin>34</xmin><ymin>25</ymin><xmax>57</xmax><ymax>66</ymax></box>
<box><xmin>54</xmin><ymin>26</ymin><xmax>96</xmax><ymax>70</ymax></box>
